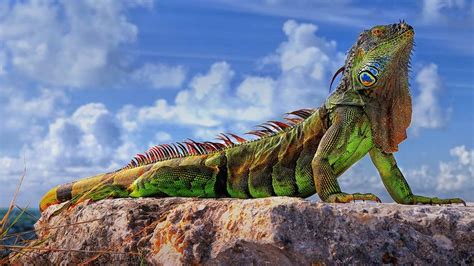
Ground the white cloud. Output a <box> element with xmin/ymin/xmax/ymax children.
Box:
<box><xmin>0</xmin><ymin>87</ymin><xmax>68</xmax><ymax>146</ymax></box>
<box><xmin>193</xmin><ymin>127</ymin><xmax>227</xmax><ymax>140</ymax></box>
<box><xmin>4</xmin><ymin>102</ymin><xmax>122</xmax><ymax>170</ymax></box>
<box><xmin>235</xmin><ymin>76</ymin><xmax>275</xmax><ymax>118</ymax></box>
<box><xmin>339</xmin><ymin>158</ymin><xmax>389</xmax><ymax>201</ymax></box>
<box><xmin>422</xmin><ymin>0</ymin><xmax>466</xmax><ymax>22</ymax></box>
<box><xmin>450</xmin><ymin>145</ymin><xmax>473</xmax><ymax>166</ymax></box>
<box><xmin>436</xmin><ymin>162</ymin><xmax>469</xmax><ymax>192</ymax></box>
<box><xmin>119</xmin><ymin>20</ymin><xmax>342</xmax><ymax>141</ymax></box>
<box><xmin>154</xmin><ymin>131</ymin><xmax>172</xmax><ymax>142</ymax></box>
<box><xmin>32</xmin><ymin>103</ymin><xmax>123</xmax><ymax>168</ymax></box>
<box><xmin>411</xmin><ymin>63</ymin><xmax>448</xmax><ymax>133</ymax></box>
<box><xmin>0</xmin><ymin>0</ymin><xmax>137</xmax><ymax>87</ymax></box>
<box><xmin>0</xmin><ymin>0</ymin><xmax>184</xmax><ymax>89</ymax></box>
<box><xmin>272</xmin><ymin>20</ymin><xmax>344</xmax><ymax>108</ymax></box>
<box><xmin>404</xmin><ymin>145</ymin><xmax>473</xmax><ymax>200</ymax></box>
<box><xmin>436</xmin><ymin>145</ymin><xmax>473</xmax><ymax>192</ymax></box>
<box><xmin>7</xmin><ymin>88</ymin><xmax>68</xmax><ymax>119</ymax></box>
<box><xmin>132</xmin><ymin>63</ymin><xmax>187</xmax><ymax>89</ymax></box>
<box><xmin>0</xmin><ymin>102</ymin><xmax>141</xmax><ymax>207</ymax></box>
<box><xmin>119</xmin><ymin>61</ymin><xmax>277</xmax><ymax>134</ymax></box>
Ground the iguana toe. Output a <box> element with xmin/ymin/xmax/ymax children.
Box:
<box><xmin>326</xmin><ymin>192</ymin><xmax>381</xmax><ymax>203</ymax></box>
<box><xmin>412</xmin><ymin>195</ymin><xmax>466</xmax><ymax>206</ymax></box>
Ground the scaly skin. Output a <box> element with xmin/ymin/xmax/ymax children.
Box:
<box><xmin>39</xmin><ymin>22</ymin><xmax>465</xmax><ymax>212</ymax></box>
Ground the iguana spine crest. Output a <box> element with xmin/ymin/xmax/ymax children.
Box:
<box><xmin>124</xmin><ymin>108</ymin><xmax>315</xmax><ymax>169</ymax></box>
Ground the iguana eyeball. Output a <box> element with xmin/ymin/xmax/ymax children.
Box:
<box><xmin>358</xmin><ymin>71</ymin><xmax>376</xmax><ymax>87</ymax></box>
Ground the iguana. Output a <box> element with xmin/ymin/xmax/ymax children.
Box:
<box><xmin>39</xmin><ymin>21</ymin><xmax>465</xmax><ymax>212</ymax></box>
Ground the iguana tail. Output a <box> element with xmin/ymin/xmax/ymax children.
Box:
<box><xmin>39</xmin><ymin>165</ymin><xmax>151</xmax><ymax>212</ymax></box>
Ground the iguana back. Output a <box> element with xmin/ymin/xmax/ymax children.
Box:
<box><xmin>40</xmin><ymin>108</ymin><xmax>327</xmax><ymax>211</ymax></box>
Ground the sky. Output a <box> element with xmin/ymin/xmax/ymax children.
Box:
<box><xmin>0</xmin><ymin>0</ymin><xmax>473</xmax><ymax>207</ymax></box>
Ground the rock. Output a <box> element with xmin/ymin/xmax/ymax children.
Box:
<box><xmin>11</xmin><ymin>198</ymin><xmax>474</xmax><ymax>264</ymax></box>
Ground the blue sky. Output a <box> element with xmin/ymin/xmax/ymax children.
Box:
<box><xmin>0</xmin><ymin>0</ymin><xmax>473</xmax><ymax>207</ymax></box>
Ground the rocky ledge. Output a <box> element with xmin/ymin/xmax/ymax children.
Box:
<box><xmin>12</xmin><ymin>197</ymin><xmax>473</xmax><ymax>264</ymax></box>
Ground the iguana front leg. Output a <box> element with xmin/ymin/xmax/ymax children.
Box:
<box><xmin>312</xmin><ymin>106</ymin><xmax>380</xmax><ymax>203</ymax></box>
<box><xmin>369</xmin><ymin>147</ymin><xmax>466</xmax><ymax>205</ymax></box>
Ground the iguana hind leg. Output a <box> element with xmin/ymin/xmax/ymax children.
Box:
<box><xmin>129</xmin><ymin>165</ymin><xmax>219</xmax><ymax>198</ymax></box>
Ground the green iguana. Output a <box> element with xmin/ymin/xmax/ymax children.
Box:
<box><xmin>40</xmin><ymin>21</ymin><xmax>465</xmax><ymax>212</ymax></box>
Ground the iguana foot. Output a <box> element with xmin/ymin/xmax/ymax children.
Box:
<box><xmin>326</xmin><ymin>192</ymin><xmax>381</xmax><ymax>203</ymax></box>
<box><xmin>411</xmin><ymin>195</ymin><xmax>466</xmax><ymax>206</ymax></box>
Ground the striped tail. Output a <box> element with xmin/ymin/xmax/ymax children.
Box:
<box><xmin>39</xmin><ymin>165</ymin><xmax>152</xmax><ymax>212</ymax></box>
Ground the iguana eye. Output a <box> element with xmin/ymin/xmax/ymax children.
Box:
<box><xmin>359</xmin><ymin>71</ymin><xmax>377</xmax><ymax>87</ymax></box>
<box><xmin>371</xmin><ymin>28</ymin><xmax>384</xmax><ymax>37</ymax></box>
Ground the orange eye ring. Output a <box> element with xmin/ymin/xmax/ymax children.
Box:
<box><xmin>371</xmin><ymin>28</ymin><xmax>384</xmax><ymax>37</ymax></box>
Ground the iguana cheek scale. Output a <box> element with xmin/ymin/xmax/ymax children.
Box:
<box><xmin>39</xmin><ymin>21</ymin><xmax>465</xmax><ymax>212</ymax></box>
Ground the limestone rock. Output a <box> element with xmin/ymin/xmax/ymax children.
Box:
<box><xmin>12</xmin><ymin>198</ymin><xmax>474</xmax><ymax>264</ymax></box>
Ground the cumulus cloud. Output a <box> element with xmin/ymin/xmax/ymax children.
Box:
<box><xmin>436</xmin><ymin>145</ymin><xmax>474</xmax><ymax>192</ymax></box>
<box><xmin>0</xmin><ymin>0</ymin><xmax>184</xmax><ymax>89</ymax></box>
<box><xmin>154</xmin><ymin>131</ymin><xmax>172</xmax><ymax>142</ymax></box>
<box><xmin>405</xmin><ymin>145</ymin><xmax>474</xmax><ymax>200</ymax></box>
<box><xmin>132</xmin><ymin>63</ymin><xmax>187</xmax><ymax>89</ymax></box>
<box><xmin>5</xmin><ymin>88</ymin><xmax>68</xmax><ymax>120</ymax></box>
<box><xmin>119</xmin><ymin>20</ymin><xmax>343</xmax><ymax>140</ymax></box>
<box><xmin>29</xmin><ymin>103</ymin><xmax>122</xmax><ymax>168</ymax></box>
<box><xmin>411</xmin><ymin>63</ymin><xmax>449</xmax><ymax>133</ymax></box>
<box><xmin>421</xmin><ymin>0</ymin><xmax>466</xmax><ymax>23</ymax></box>
<box><xmin>262</xmin><ymin>20</ymin><xmax>344</xmax><ymax>110</ymax></box>
<box><xmin>0</xmin><ymin>102</ymin><xmax>140</xmax><ymax>207</ymax></box>
<box><xmin>0</xmin><ymin>86</ymin><xmax>68</xmax><ymax>149</ymax></box>
<box><xmin>450</xmin><ymin>145</ymin><xmax>473</xmax><ymax>166</ymax></box>
<box><xmin>119</xmin><ymin>61</ymin><xmax>277</xmax><ymax>135</ymax></box>
<box><xmin>338</xmin><ymin>158</ymin><xmax>390</xmax><ymax>201</ymax></box>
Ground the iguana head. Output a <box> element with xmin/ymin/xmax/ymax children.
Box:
<box><xmin>350</xmin><ymin>21</ymin><xmax>414</xmax><ymax>92</ymax></box>
<box><xmin>340</xmin><ymin>21</ymin><xmax>415</xmax><ymax>153</ymax></box>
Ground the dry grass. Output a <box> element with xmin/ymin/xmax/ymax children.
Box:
<box><xmin>0</xmin><ymin>164</ymin><xmax>26</xmax><ymax>234</ymax></box>
<box><xmin>0</xmin><ymin>168</ymin><xmax>152</xmax><ymax>264</ymax></box>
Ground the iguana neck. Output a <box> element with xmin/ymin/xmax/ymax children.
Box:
<box><xmin>328</xmin><ymin>45</ymin><xmax>412</xmax><ymax>153</ymax></box>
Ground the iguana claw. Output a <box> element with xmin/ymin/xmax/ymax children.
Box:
<box><xmin>412</xmin><ymin>196</ymin><xmax>466</xmax><ymax>206</ymax></box>
<box><xmin>326</xmin><ymin>192</ymin><xmax>381</xmax><ymax>203</ymax></box>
